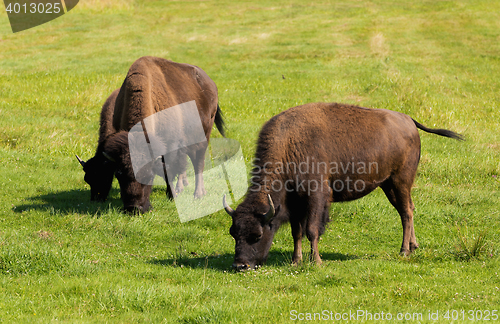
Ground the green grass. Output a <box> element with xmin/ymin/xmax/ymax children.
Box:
<box><xmin>1</xmin><ymin>0</ymin><xmax>500</xmax><ymax>322</ymax></box>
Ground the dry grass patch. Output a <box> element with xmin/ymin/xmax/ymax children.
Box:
<box><xmin>370</xmin><ymin>32</ymin><xmax>390</xmax><ymax>58</ymax></box>
<box><xmin>36</xmin><ymin>230</ymin><xmax>53</xmax><ymax>240</ymax></box>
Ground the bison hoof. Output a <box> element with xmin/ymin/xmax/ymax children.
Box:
<box><xmin>193</xmin><ymin>189</ymin><xmax>207</xmax><ymax>199</ymax></box>
<box><xmin>175</xmin><ymin>178</ymin><xmax>188</xmax><ymax>195</ymax></box>
<box><xmin>399</xmin><ymin>248</ymin><xmax>412</xmax><ymax>256</ymax></box>
<box><xmin>307</xmin><ymin>257</ymin><xmax>323</xmax><ymax>266</ymax></box>
<box><xmin>313</xmin><ymin>258</ymin><xmax>323</xmax><ymax>266</ymax></box>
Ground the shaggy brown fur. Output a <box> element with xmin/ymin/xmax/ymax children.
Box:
<box><xmin>98</xmin><ymin>89</ymin><xmax>120</xmax><ymax>146</ymax></box>
<box><xmin>78</xmin><ymin>56</ymin><xmax>225</xmax><ymax>212</ymax></box>
<box><xmin>225</xmin><ymin>102</ymin><xmax>462</xmax><ymax>270</ymax></box>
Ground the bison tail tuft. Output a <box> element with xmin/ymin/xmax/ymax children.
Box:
<box><xmin>412</xmin><ymin>119</ymin><xmax>465</xmax><ymax>141</ymax></box>
<box><xmin>215</xmin><ymin>103</ymin><xmax>226</xmax><ymax>137</ymax></box>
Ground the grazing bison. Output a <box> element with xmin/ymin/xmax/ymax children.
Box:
<box><xmin>223</xmin><ymin>102</ymin><xmax>463</xmax><ymax>270</ymax></box>
<box><xmin>76</xmin><ymin>88</ymin><xmax>189</xmax><ymax>202</ymax></box>
<box><xmin>77</xmin><ymin>56</ymin><xmax>225</xmax><ymax>213</ymax></box>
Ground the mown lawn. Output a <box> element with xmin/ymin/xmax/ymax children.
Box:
<box><xmin>0</xmin><ymin>0</ymin><xmax>499</xmax><ymax>322</ymax></box>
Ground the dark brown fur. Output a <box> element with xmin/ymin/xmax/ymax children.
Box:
<box><xmin>99</xmin><ymin>89</ymin><xmax>120</xmax><ymax>146</ymax></box>
<box><xmin>79</xmin><ymin>56</ymin><xmax>225</xmax><ymax>212</ymax></box>
<box><xmin>227</xmin><ymin>102</ymin><xmax>462</xmax><ymax>270</ymax></box>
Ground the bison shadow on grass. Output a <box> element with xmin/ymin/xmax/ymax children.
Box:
<box><xmin>149</xmin><ymin>251</ymin><xmax>359</xmax><ymax>272</ymax></box>
<box><xmin>13</xmin><ymin>187</ymin><xmax>166</xmax><ymax>216</ymax></box>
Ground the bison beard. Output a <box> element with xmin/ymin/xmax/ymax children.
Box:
<box><xmin>76</xmin><ymin>56</ymin><xmax>225</xmax><ymax>213</ymax></box>
<box><xmin>224</xmin><ymin>102</ymin><xmax>463</xmax><ymax>270</ymax></box>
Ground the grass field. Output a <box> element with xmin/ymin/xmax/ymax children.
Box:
<box><xmin>1</xmin><ymin>0</ymin><xmax>500</xmax><ymax>322</ymax></box>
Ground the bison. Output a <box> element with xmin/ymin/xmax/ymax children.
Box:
<box><xmin>75</xmin><ymin>88</ymin><xmax>190</xmax><ymax>203</ymax></box>
<box><xmin>77</xmin><ymin>56</ymin><xmax>225</xmax><ymax>213</ymax></box>
<box><xmin>223</xmin><ymin>102</ymin><xmax>463</xmax><ymax>270</ymax></box>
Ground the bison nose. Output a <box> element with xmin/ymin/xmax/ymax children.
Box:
<box><xmin>124</xmin><ymin>205</ymin><xmax>143</xmax><ymax>214</ymax></box>
<box><xmin>232</xmin><ymin>263</ymin><xmax>249</xmax><ymax>271</ymax></box>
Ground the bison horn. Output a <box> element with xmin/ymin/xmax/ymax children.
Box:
<box><xmin>75</xmin><ymin>154</ymin><xmax>85</xmax><ymax>167</ymax></box>
<box><xmin>262</xmin><ymin>194</ymin><xmax>275</xmax><ymax>223</ymax></box>
<box><xmin>102</xmin><ymin>151</ymin><xmax>116</xmax><ymax>162</ymax></box>
<box><xmin>223</xmin><ymin>194</ymin><xmax>235</xmax><ymax>217</ymax></box>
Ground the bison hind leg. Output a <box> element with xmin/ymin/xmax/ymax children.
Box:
<box><xmin>408</xmin><ymin>197</ymin><xmax>419</xmax><ymax>252</ymax></box>
<box><xmin>175</xmin><ymin>171</ymin><xmax>189</xmax><ymax>195</ymax></box>
<box><xmin>381</xmin><ymin>178</ymin><xmax>418</xmax><ymax>256</ymax></box>
<box><xmin>166</xmin><ymin>182</ymin><xmax>176</xmax><ymax>200</ymax></box>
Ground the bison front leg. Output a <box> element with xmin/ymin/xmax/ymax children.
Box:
<box><xmin>304</xmin><ymin>190</ymin><xmax>332</xmax><ymax>265</ymax></box>
<box><xmin>290</xmin><ymin>221</ymin><xmax>303</xmax><ymax>265</ymax></box>
<box><xmin>174</xmin><ymin>153</ymin><xmax>189</xmax><ymax>195</ymax></box>
<box><xmin>309</xmin><ymin>239</ymin><xmax>322</xmax><ymax>265</ymax></box>
<box><xmin>306</xmin><ymin>213</ymin><xmax>324</xmax><ymax>265</ymax></box>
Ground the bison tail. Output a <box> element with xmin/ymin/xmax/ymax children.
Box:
<box><xmin>412</xmin><ymin>119</ymin><xmax>464</xmax><ymax>141</ymax></box>
<box><xmin>215</xmin><ymin>103</ymin><xmax>226</xmax><ymax>137</ymax></box>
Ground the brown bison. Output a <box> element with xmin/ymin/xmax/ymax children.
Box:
<box><xmin>223</xmin><ymin>102</ymin><xmax>463</xmax><ymax>270</ymax></box>
<box><xmin>77</xmin><ymin>56</ymin><xmax>225</xmax><ymax>213</ymax></box>
<box><xmin>76</xmin><ymin>88</ymin><xmax>186</xmax><ymax>202</ymax></box>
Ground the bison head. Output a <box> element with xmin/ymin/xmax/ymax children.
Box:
<box><xmin>223</xmin><ymin>194</ymin><xmax>280</xmax><ymax>271</ymax></box>
<box><xmin>77</xmin><ymin>131</ymin><xmax>158</xmax><ymax>213</ymax></box>
<box><xmin>76</xmin><ymin>153</ymin><xmax>115</xmax><ymax>202</ymax></box>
